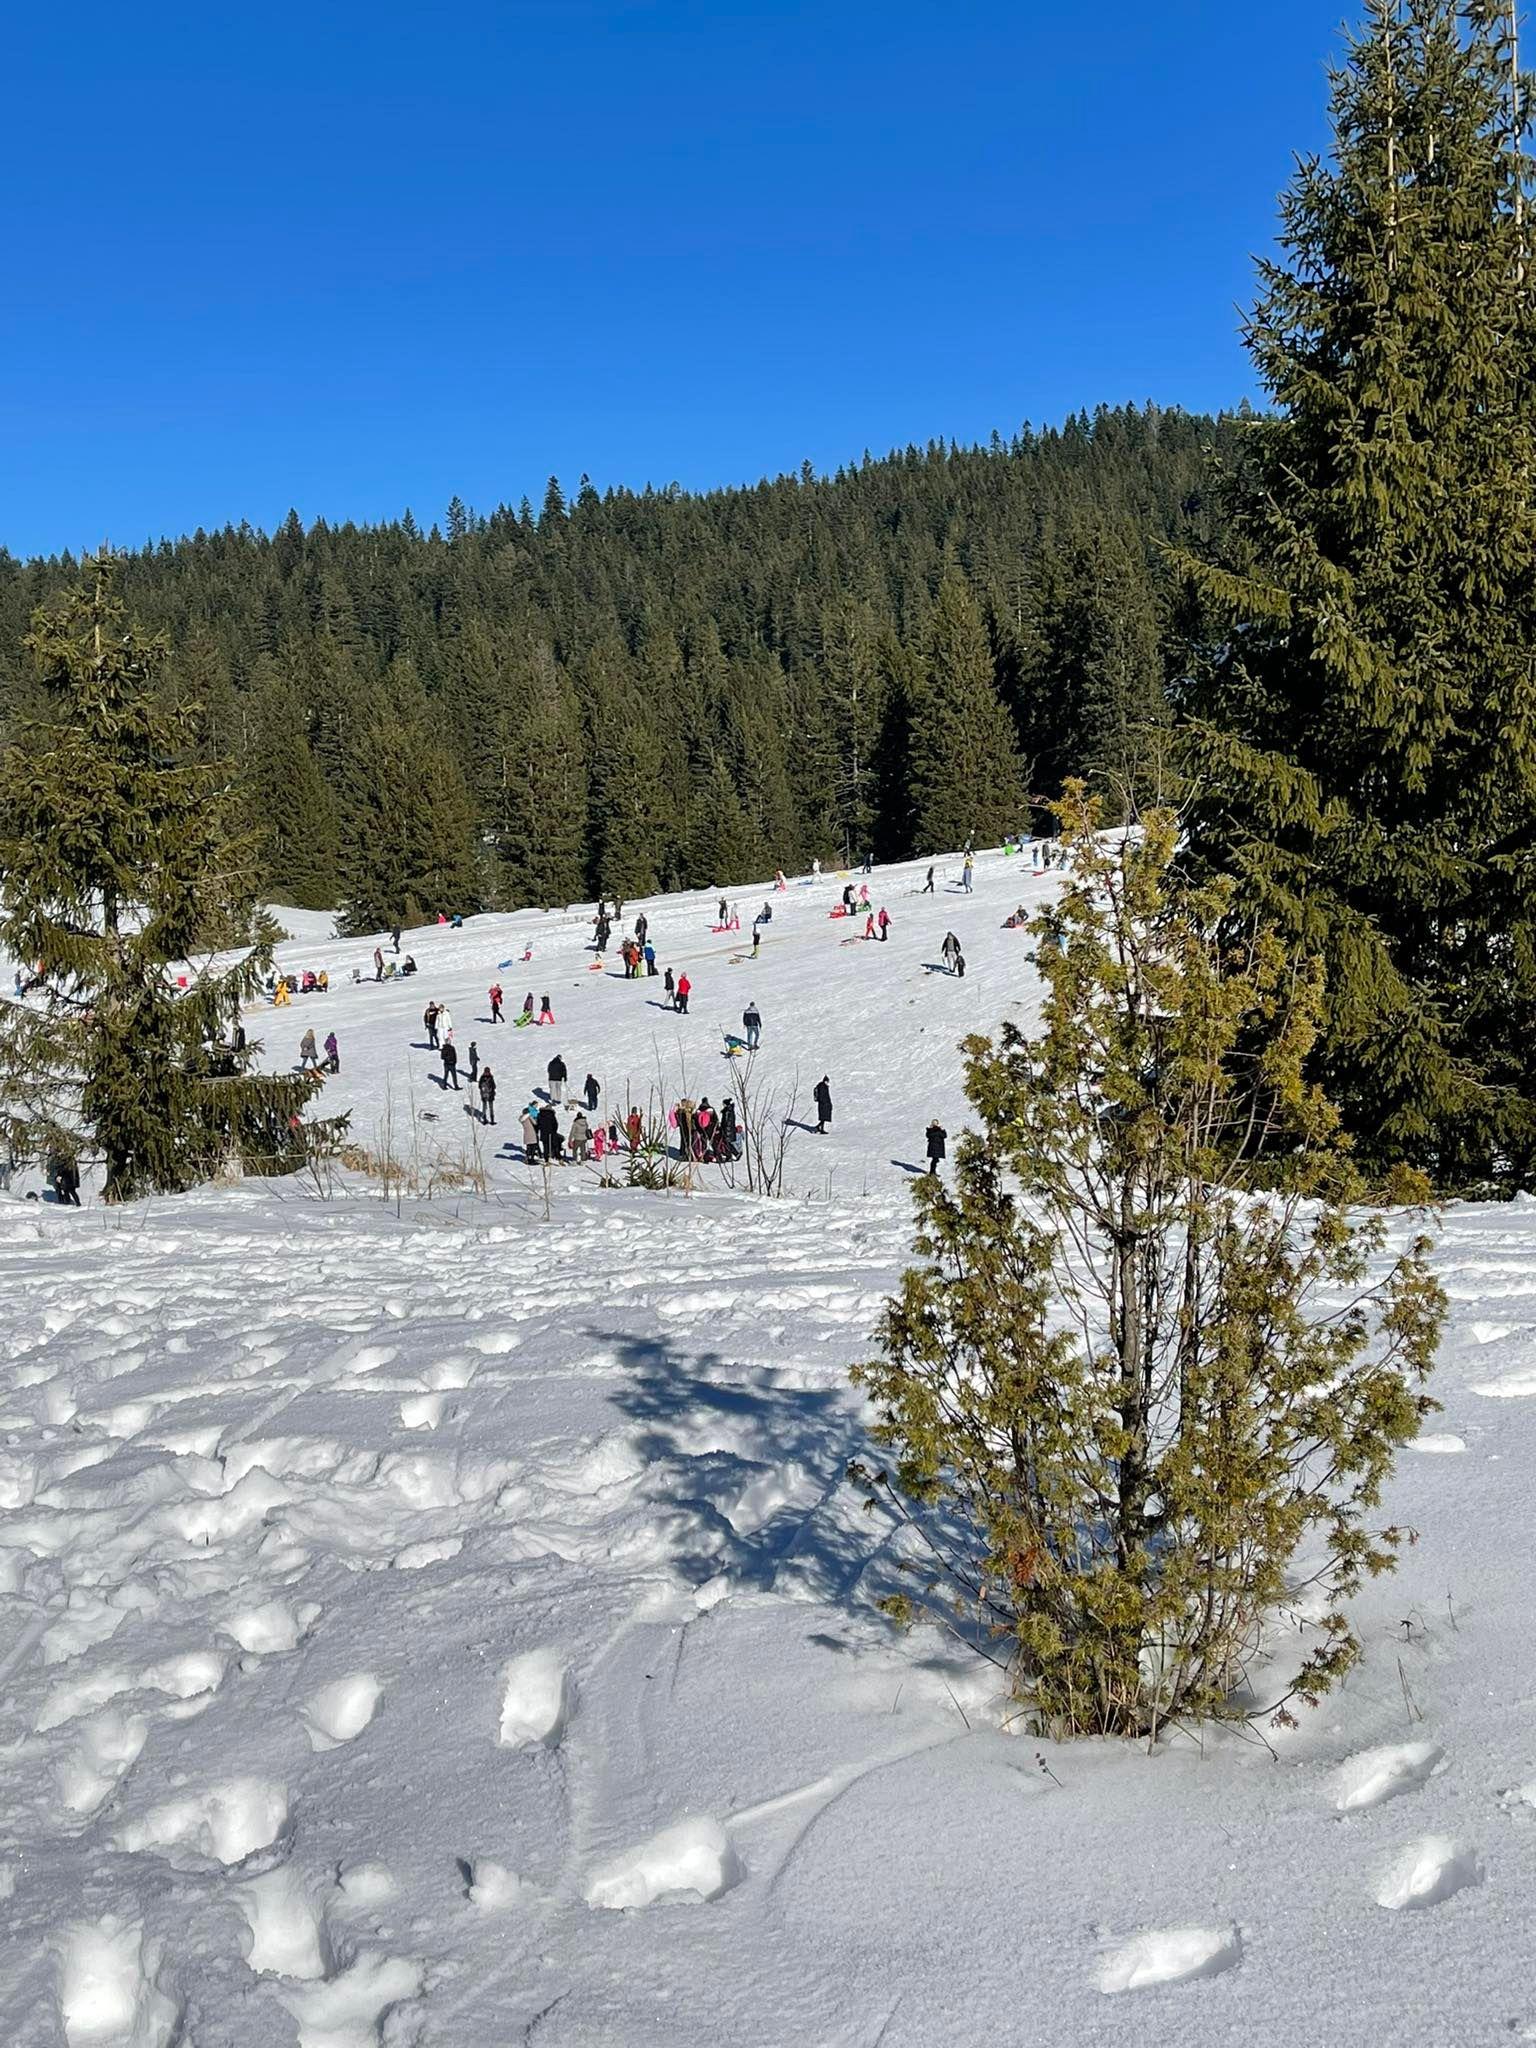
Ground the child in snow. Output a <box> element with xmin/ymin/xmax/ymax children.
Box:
<box><xmin>520</xmin><ymin>992</ymin><xmax>535</xmax><ymax>1024</ymax></box>
<box><xmin>323</xmin><ymin>1031</ymin><xmax>340</xmax><ymax>1074</ymax></box>
<box><xmin>489</xmin><ymin>984</ymin><xmax>504</xmax><ymax>1022</ymax></box>
<box><xmin>877</xmin><ymin>907</ymin><xmax>890</xmax><ymax>941</ymax></box>
<box><xmin>538</xmin><ymin>994</ymin><xmax>554</xmax><ymax>1025</ymax></box>
<box><xmin>863</xmin><ymin>913</ymin><xmax>877</xmax><ymax>940</ymax></box>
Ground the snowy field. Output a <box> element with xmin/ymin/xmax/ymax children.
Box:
<box><xmin>3</xmin><ymin>850</ymin><xmax>1536</xmax><ymax>2045</ymax></box>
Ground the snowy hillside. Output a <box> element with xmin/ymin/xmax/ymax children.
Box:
<box><xmin>3</xmin><ymin>849</ymin><xmax>1536</xmax><ymax>2046</ymax></box>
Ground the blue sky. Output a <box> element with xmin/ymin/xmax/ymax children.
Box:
<box><xmin>2</xmin><ymin>1</ymin><xmax>1347</xmax><ymax>558</ymax></box>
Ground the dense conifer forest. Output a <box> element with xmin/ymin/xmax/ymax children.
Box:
<box><xmin>0</xmin><ymin>406</ymin><xmax>1235</xmax><ymax>922</ymax></box>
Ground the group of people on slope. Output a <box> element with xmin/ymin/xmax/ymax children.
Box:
<box><xmin>270</xmin><ymin>969</ymin><xmax>329</xmax><ymax>1005</ymax></box>
<box><xmin>298</xmin><ymin>1027</ymin><xmax>340</xmax><ymax>1075</ymax></box>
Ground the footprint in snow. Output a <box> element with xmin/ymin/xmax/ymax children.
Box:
<box><xmin>583</xmin><ymin>1817</ymin><xmax>743</xmax><ymax>1909</ymax></box>
<box><xmin>1094</xmin><ymin>1925</ymin><xmax>1242</xmax><ymax>1994</ymax></box>
<box><xmin>497</xmin><ymin>1649</ymin><xmax>574</xmax><ymax>1749</ymax></box>
<box><xmin>301</xmin><ymin>1672</ymin><xmax>383</xmax><ymax>1751</ymax></box>
<box><xmin>1373</xmin><ymin>1835</ymin><xmax>1481</xmax><ymax>1910</ymax></box>
<box><xmin>1330</xmin><ymin>1741</ymin><xmax>1443</xmax><ymax>1813</ymax></box>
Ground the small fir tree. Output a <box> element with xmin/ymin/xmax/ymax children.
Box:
<box><xmin>0</xmin><ymin>559</ymin><xmax>337</xmax><ymax>1199</ymax></box>
<box><xmin>853</xmin><ymin>791</ymin><xmax>1444</xmax><ymax>1738</ymax></box>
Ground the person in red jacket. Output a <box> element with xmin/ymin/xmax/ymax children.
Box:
<box><xmin>489</xmin><ymin>983</ymin><xmax>504</xmax><ymax>1022</ymax></box>
<box><xmin>877</xmin><ymin>907</ymin><xmax>891</xmax><ymax>942</ymax></box>
<box><xmin>675</xmin><ymin>973</ymin><xmax>692</xmax><ymax>1015</ymax></box>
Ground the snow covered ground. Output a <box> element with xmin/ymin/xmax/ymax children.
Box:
<box><xmin>3</xmin><ymin>849</ymin><xmax>1536</xmax><ymax>2045</ymax></box>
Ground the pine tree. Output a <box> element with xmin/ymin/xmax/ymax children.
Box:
<box><xmin>245</xmin><ymin>659</ymin><xmax>340</xmax><ymax>909</ymax></box>
<box><xmin>1181</xmin><ymin>2</ymin><xmax>1536</xmax><ymax>1184</ymax></box>
<box><xmin>582</xmin><ymin>639</ymin><xmax>666</xmax><ymax>900</ymax></box>
<box><xmin>908</xmin><ymin>572</ymin><xmax>1027</xmax><ymax>853</ymax></box>
<box><xmin>684</xmin><ymin>752</ymin><xmax>758</xmax><ymax>888</ymax></box>
<box><xmin>336</xmin><ymin>659</ymin><xmax>480</xmax><ymax>932</ymax></box>
<box><xmin>853</xmin><ymin>792</ymin><xmax>1444</xmax><ymax>1737</ymax></box>
<box><xmin>0</xmin><ymin>559</ymin><xmax>336</xmax><ymax>1199</ymax></box>
<box><xmin>490</xmin><ymin>646</ymin><xmax>588</xmax><ymax>907</ymax></box>
<box><xmin>1031</xmin><ymin>522</ymin><xmax>1169</xmax><ymax>812</ymax></box>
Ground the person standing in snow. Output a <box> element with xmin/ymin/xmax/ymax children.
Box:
<box><xmin>863</xmin><ymin>911</ymin><xmax>877</xmax><ymax>940</ymax></box>
<box><xmin>718</xmin><ymin>1096</ymin><xmax>738</xmax><ymax>1159</ymax></box>
<box><xmin>489</xmin><ymin>983</ymin><xmax>504</xmax><ymax>1023</ymax></box>
<box><xmin>520</xmin><ymin>991</ymin><xmax>535</xmax><ymax>1023</ymax></box>
<box><xmin>538</xmin><ymin>993</ymin><xmax>555</xmax><ymax>1025</ymax></box>
<box><xmin>424</xmin><ymin>1001</ymin><xmax>440</xmax><ymax>1049</ymax></box>
<box><xmin>922</xmin><ymin>865</ymin><xmax>935</xmax><ymax>894</ymax></box>
<box><xmin>391</xmin><ymin>925</ymin><xmax>401</xmax><ymax>954</ymax></box>
<box><xmin>925</xmin><ymin>1120</ymin><xmax>947</xmax><ymax>1173</ymax></box>
<box><xmin>520</xmin><ymin>1106</ymin><xmax>539</xmax><ymax>1162</ymax></box>
<box><xmin>675</xmin><ymin>972</ymin><xmax>692</xmax><ymax>1015</ymax></box>
<box><xmin>941</xmin><ymin>932</ymin><xmax>960</xmax><ymax>973</ymax></box>
<box><xmin>664</xmin><ymin>966</ymin><xmax>675</xmax><ymax>1001</ymax></box>
<box><xmin>478</xmin><ymin>1066</ymin><xmax>497</xmax><ymax>1125</ymax></box>
<box><xmin>862</xmin><ymin>850</ymin><xmax>873</xmax><ymax>874</ymax></box>
<box><xmin>813</xmin><ymin>1076</ymin><xmax>832</xmax><ymax>1134</ymax></box>
<box><xmin>535</xmin><ymin>1102</ymin><xmax>559</xmax><ymax>1161</ymax></box>
<box><xmin>49</xmin><ymin>1154</ymin><xmax>82</xmax><ymax>1206</ymax></box>
<box><xmin>954</xmin><ymin>948</ymin><xmax>966</xmax><ymax>979</ymax></box>
<box><xmin>438</xmin><ymin>1003</ymin><xmax>454</xmax><ymax>1039</ymax></box>
<box><xmin>299</xmin><ymin>1026</ymin><xmax>320</xmax><ymax>1072</ymax></box>
<box><xmin>626</xmin><ymin>1106</ymin><xmax>644</xmax><ymax>1152</ymax></box>
<box><xmin>841</xmin><ymin>883</ymin><xmax>856</xmax><ymax>917</ymax></box>
<box><xmin>466</xmin><ymin>1040</ymin><xmax>479</xmax><ymax>1084</ymax></box>
<box><xmin>548</xmin><ymin>1053</ymin><xmax>568</xmax><ymax>1100</ymax></box>
<box><xmin>718</xmin><ymin>896</ymin><xmax>728</xmax><ymax>925</ymax></box>
<box><xmin>441</xmin><ymin>1039</ymin><xmax>459</xmax><ymax>1090</ymax></box>
<box><xmin>750</xmin><ymin>925</ymin><xmax>761</xmax><ymax>958</ymax></box>
<box><xmin>568</xmin><ymin>1110</ymin><xmax>592</xmax><ymax>1163</ymax></box>
<box><xmin>877</xmin><ymin>907</ymin><xmax>891</xmax><ymax>942</ymax></box>
<box><xmin>324</xmin><ymin>1030</ymin><xmax>340</xmax><ymax>1074</ymax></box>
<box><xmin>584</xmin><ymin>1072</ymin><xmax>600</xmax><ymax>1111</ymax></box>
<box><xmin>643</xmin><ymin>942</ymin><xmax>657</xmax><ymax>977</ymax></box>
<box><xmin>635</xmin><ymin>911</ymin><xmax>648</xmax><ymax>946</ymax></box>
<box><xmin>743</xmin><ymin>1001</ymin><xmax>761</xmax><ymax>1051</ymax></box>
<box><xmin>962</xmin><ymin>855</ymin><xmax>974</xmax><ymax>893</ymax></box>
<box><xmin>373</xmin><ymin>945</ymin><xmax>384</xmax><ymax>982</ymax></box>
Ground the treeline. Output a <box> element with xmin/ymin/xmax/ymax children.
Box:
<box><xmin>0</xmin><ymin>406</ymin><xmax>1235</xmax><ymax>926</ymax></box>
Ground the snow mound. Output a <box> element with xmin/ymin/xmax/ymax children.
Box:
<box><xmin>56</xmin><ymin>1919</ymin><xmax>180</xmax><ymax>2046</ymax></box>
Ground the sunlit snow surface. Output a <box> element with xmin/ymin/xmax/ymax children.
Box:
<box><xmin>2</xmin><ymin>851</ymin><xmax>1534</xmax><ymax>2044</ymax></box>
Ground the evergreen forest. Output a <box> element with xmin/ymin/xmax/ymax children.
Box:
<box><xmin>0</xmin><ymin>409</ymin><xmax>1235</xmax><ymax>925</ymax></box>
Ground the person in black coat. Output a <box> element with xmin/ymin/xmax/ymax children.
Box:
<box><xmin>925</xmin><ymin>1120</ymin><xmax>947</xmax><ymax>1172</ymax></box>
<box><xmin>548</xmin><ymin>1054</ymin><xmax>568</xmax><ymax>1098</ymax></box>
<box><xmin>478</xmin><ymin>1067</ymin><xmax>497</xmax><ymax>1125</ymax></box>
<box><xmin>536</xmin><ymin>1102</ymin><xmax>560</xmax><ymax>1160</ymax></box>
<box><xmin>441</xmin><ymin>1040</ymin><xmax>459</xmax><ymax>1090</ymax></box>
<box><xmin>584</xmin><ymin>1072</ymin><xmax>600</xmax><ymax>1111</ymax></box>
<box><xmin>813</xmin><ymin>1076</ymin><xmax>832</xmax><ymax>1134</ymax></box>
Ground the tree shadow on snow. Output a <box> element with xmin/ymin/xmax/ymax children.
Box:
<box><xmin>592</xmin><ymin>1328</ymin><xmax>889</xmax><ymax>1606</ymax></box>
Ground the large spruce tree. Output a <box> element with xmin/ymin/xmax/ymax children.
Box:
<box><xmin>1182</xmin><ymin>1</ymin><xmax>1536</xmax><ymax>1184</ymax></box>
<box><xmin>0</xmin><ymin>559</ymin><xmax>334</xmax><ymax>1200</ymax></box>
<box><xmin>909</xmin><ymin>572</ymin><xmax>1027</xmax><ymax>854</ymax></box>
